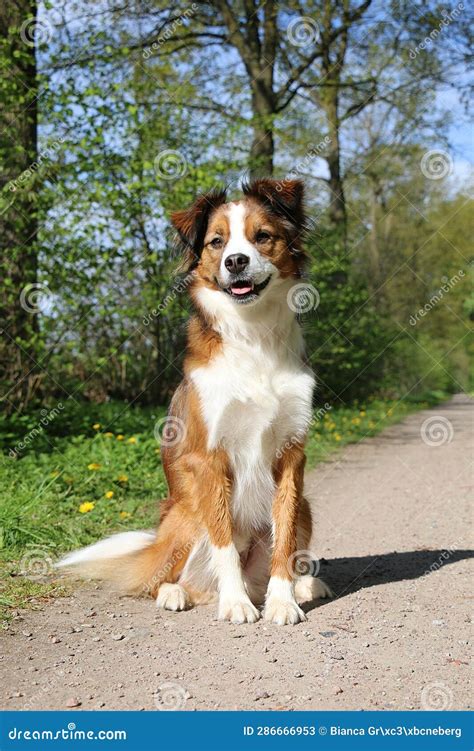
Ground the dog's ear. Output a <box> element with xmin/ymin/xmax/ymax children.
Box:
<box><xmin>170</xmin><ymin>188</ymin><xmax>227</xmax><ymax>271</ymax></box>
<box><xmin>242</xmin><ymin>178</ymin><xmax>306</xmax><ymax>241</ymax></box>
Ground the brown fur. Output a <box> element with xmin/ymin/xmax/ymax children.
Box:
<box><xmin>271</xmin><ymin>443</ymin><xmax>306</xmax><ymax>580</ymax></box>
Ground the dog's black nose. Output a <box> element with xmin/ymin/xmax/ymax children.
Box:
<box><xmin>224</xmin><ymin>253</ymin><xmax>250</xmax><ymax>274</ymax></box>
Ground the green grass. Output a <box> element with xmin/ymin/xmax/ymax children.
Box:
<box><xmin>0</xmin><ymin>401</ymin><xmax>167</xmax><ymax>555</ymax></box>
<box><xmin>304</xmin><ymin>395</ymin><xmax>440</xmax><ymax>467</ymax></box>
<box><xmin>0</xmin><ymin>392</ymin><xmax>447</xmax><ymax>625</ymax></box>
<box><xmin>0</xmin><ymin>568</ymin><xmax>71</xmax><ymax>627</ymax></box>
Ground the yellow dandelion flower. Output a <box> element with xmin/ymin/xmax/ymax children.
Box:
<box><xmin>104</xmin><ymin>432</ymin><xmax>114</xmax><ymax>438</ymax></box>
<box><xmin>87</xmin><ymin>462</ymin><xmax>101</xmax><ymax>470</ymax></box>
<box><xmin>360</xmin><ymin>411</ymin><xmax>366</xmax><ymax>417</ymax></box>
<box><xmin>155</xmin><ymin>447</ymin><xmax>161</xmax><ymax>455</ymax></box>
<box><xmin>116</xmin><ymin>434</ymin><xmax>124</xmax><ymax>441</ymax></box>
<box><xmin>127</xmin><ymin>436</ymin><xmax>137</xmax><ymax>444</ymax></box>
<box><xmin>92</xmin><ymin>423</ymin><xmax>101</xmax><ymax>430</ymax></box>
<box><xmin>105</xmin><ymin>490</ymin><xmax>114</xmax><ymax>499</ymax></box>
<box><xmin>334</xmin><ymin>434</ymin><xmax>342</xmax><ymax>441</ymax></box>
<box><xmin>119</xmin><ymin>511</ymin><xmax>131</xmax><ymax>520</ymax></box>
<box><xmin>368</xmin><ymin>421</ymin><xmax>376</xmax><ymax>429</ymax></box>
<box><xmin>117</xmin><ymin>474</ymin><xmax>128</xmax><ymax>483</ymax></box>
<box><xmin>351</xmin><ymin>417</ymin><xmax>361</xmax><ymax>426</ymax></box>
<box><xmin>79</xmin><ymin>501</ymin><xmax>95</xmax><ymax>514</ymax></box>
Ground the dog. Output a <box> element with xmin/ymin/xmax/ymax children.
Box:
<box><xmin>58</xmin><ymin>178</ymin><xmax>331</xmax><ymax>625</ymax></box>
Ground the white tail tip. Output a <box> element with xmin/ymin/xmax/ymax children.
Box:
<box><xmin>56</xmin><ymin>531</ymin><xmax>155</xmax><ymax>568</ymax></box>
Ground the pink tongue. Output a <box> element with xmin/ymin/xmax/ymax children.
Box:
<box><xmin>231</xmin><ymin>285</ymin><xmax>252</xmax><ymax>295</ymax></box>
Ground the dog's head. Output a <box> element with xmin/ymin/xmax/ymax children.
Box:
<box><xmin>171</xmin><ymin>179</ymin><xmax>307</xmax><ymax>310</ymax></box>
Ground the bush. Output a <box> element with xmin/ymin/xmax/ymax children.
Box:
<box><xmin>304</xmin><ymin>228</ymin><xmax>393</xmax><ymax>404</ymax></box>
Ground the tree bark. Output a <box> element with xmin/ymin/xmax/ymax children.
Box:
<box><xmin>318</xmin><ymin>1</ymin><xmax>349</xmax><ymax>245</ymax></box>
<box><xmin>249</xmin><ymin>83</ymin><xmax>275</xmax><ymax>177</ymax></box>
<box><xmin>368</xmin><ymin>183</ymin><xmax>381</xmax><ymax>288</ymax></box>
<box><xmin>213</xmin><ymin>0</ymin><xmax>277</xmax><ymax>177</ymax></box>
<box><xmin>324</xmin><ymin>94</ymin><xmax>347</xmax><ymax>233</ymax></box>
<box><xmin>0</xmin><ymin>0</ymin><xmax>40</xmax><ymax>412</ymax></box>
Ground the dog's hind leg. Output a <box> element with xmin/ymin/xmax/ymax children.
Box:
<box><xmin>294</xmin><ymin>496</ymin><xmax>333</xmax><ymax>604</ymax></box>
<box><xmin>156</xmin><ymin>534</ymin><xmax>218</xmax><ymax>612</ymax></box>
<box><xmin>150</xmin><ymin>504</ymin><xmax>206</xmax><ymax>611</ymax></box>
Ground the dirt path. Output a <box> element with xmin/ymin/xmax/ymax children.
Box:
<box><xmin>2</xmin><ymin>395</ymin><xmax>472</xmax><ymax>712</ymax></box>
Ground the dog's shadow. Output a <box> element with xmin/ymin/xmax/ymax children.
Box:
<box><xmin>303</xmin><ymin>548</ymin><xmax>474</xmax><ymax>611</ymax></box>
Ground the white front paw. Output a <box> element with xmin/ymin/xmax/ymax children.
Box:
<box><xmin>263</xmin><ymin>598</ymin><xmax>307</xmax><ymax>625</ymax></box>
<box><xmin>156</xmin><ymin>583</ymin><xmax>189</xmax><ymax>611</ymax></box>
<box><xmin>295</xmin><ymin>576</ymin><xmax>333</xmax><ymax>603</ymax></box>
<box><xmin>218</xmin><ymin>598</ymin><xmax>260</xmax><ymax>624</ymax></box>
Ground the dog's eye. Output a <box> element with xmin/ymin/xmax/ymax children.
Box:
<box><xmin>255</xmin><ymin>231</ymin><xmax>271</xmax><ymax>243</ymax></box>
<box><xmin>210</xmin><ymin>237</ymin><xmax>223</xmax><ymax>248</ymax></box>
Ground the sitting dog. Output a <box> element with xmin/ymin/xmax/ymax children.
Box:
<box><xmin>58</xmin><ymin>178</ymin><xmax>331</xmax><ymax>624</ymax></box>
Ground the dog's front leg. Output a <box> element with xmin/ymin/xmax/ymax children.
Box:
<box><xmin>184</xmin><ymin>450</ymin><xmax>260</xmax><ymax>624</ymax></box>
<box><xmin>211</xmin><ymin>543</ymin><xmax>260</xmax><ymax>624</ymax></box>
<box><xmin>264</xmin><ymin>443</ymin><xmax>307</xmax><ymax>625</ymax></box>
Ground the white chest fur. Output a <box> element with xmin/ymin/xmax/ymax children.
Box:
<box><xmin>190</xmin><ymin>304</ymin><xmax>315</xmax><ymax>533</ymax></box>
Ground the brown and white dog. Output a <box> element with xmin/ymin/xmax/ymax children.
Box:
<box><xmin>58</xmin><ymin>179</ymin><xmax>331</xmax><ymax>625</ymax></box>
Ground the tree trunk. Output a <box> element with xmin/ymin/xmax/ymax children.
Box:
<box><xmin>249</xmin><ymin>84</ymin><xmax>274</xmax><ymax>177</ymax></box>
<box><xmin>0</xmin><ymin>0</ymin><xmax>40</xmax><ymax>413</ymax></box>
<box><xmin>321</xmin><ymin>91</ymin><xmax>347</xmax><ymax>243</ymax></box>
<box><xmin>317</xmin><ymin>3</ymin><xmax>349</xmax><ymax>247</ymax></box>
<box><xmin>368</xmin><ymin>184</ymin><xmax>381</xmax><ymax>288</ymax></box>
<box><xmin>212</xmin><ymin>0</ymin><xmax>277</xmax><ymax>178</ymax></box>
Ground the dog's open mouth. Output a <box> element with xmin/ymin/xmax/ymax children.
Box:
<box><xmin>223</xmin><ymin>275</ymin><xmax>271</xmax><ymax>303</ymax></box>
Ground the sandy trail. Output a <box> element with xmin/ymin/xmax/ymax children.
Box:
<box><xmin>1</xmin><ymin>395</ymin><xmax>472</xmax><ymax>712</ymax></box>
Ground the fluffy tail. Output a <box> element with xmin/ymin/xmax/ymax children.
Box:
<box><xmin>56</xmin><ymin>531</ymin><xmax>173</xmax><ymax>596</ymax></box>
